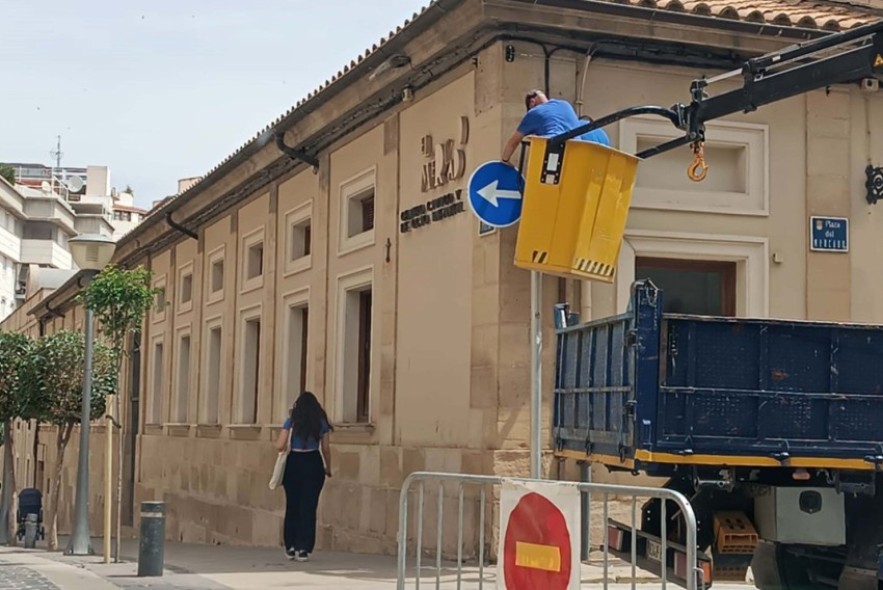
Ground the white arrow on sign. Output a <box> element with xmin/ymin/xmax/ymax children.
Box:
<box><xmin>477</xmin><ymin>180</ymin><xmax>522</xmax><ymax>207</ymax></box>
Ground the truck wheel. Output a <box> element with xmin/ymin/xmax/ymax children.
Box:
<box><xmin>752</xmin><ymin>541</ymin><xmax>832</xmax><ymax>590</ymax></box>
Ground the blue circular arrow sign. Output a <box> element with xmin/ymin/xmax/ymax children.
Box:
<box><xmin>466</xmin><ymin>161</ymin><xmax>525</xmax><ymax>228</ymax></box>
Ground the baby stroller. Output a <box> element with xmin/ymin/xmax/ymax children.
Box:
<box><xmin>16</xmin><ymin>488</ymin><xmax>45</xmax><ymax>542</ymax></box>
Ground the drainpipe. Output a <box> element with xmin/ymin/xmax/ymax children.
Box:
<box><xmin>575</xmin><ymin>46</ymin><xmax>598</xmax><ymax>117</ymax></box>
<box><xmin>44</xmin><ymin>300</ymin><xmax>65</xmax><ymax>321</ymax></box>
<box><xmin>165</xmin><ymin>212</ymin><xmax>198</xmax><ymax>240</ymax></box>
<box><xmin>275</xmin><ymin>132</ymin><xmax>320</xmax><ymax>170</ymax></box>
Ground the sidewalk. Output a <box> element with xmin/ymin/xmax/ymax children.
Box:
<box><xmin>0</xmin><ymin>536</ymin><xmax>667</xmax><ymax>590</ymax></box>
<box><xmin>0</xmin><ymin>546</ymin><xmax>121</xmax><ymax>590</ymax></box>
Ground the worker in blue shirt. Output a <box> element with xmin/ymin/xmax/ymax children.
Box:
<box><xmin>501</xmin><ymin>89</ymin><xmax>611</xmax><ymax>164</ymax></box>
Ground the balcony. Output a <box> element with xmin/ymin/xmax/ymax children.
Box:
<box><xmin>0</xmin><ymin>225</ymin><xmax>20</xmax><ymax>262</ymax></box>
<box><xmin>74</xmin><ymin>214</ymin><xmax>115</xmax><ymax>238</ymax></box>
<box><xmin>22</xmin><ymin>198</ymin><xmax>76</xmax><ymax>233</ymax></box>
<box><xmin>20</xmin><ymin>239</ymin><xmax>72</xmax><ymax>269</ymax></box>
<box><xmin>68</xmin><ymin>194</ymin><xmax>112</xmax><ymax>217</ymax></box>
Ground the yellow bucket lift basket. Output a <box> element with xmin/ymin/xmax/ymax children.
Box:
<box><xmin>514</xmin><ymin>136</ymin><xmax>640</xmax><ymax>283</ymax></box>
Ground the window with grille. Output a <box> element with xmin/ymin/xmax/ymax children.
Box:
<box><xmin>347</xmin><ymin>188</ymin><xmax>375</xmax><ymax>237</ymax></box>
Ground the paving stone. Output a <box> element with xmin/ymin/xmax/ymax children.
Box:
<box><xmin>0</xmin><ymin>566</ymin><xmax>60</xmax><ymax>590</ymax></box>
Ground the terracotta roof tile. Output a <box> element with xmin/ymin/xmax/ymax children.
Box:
<box><xmin>647</xmin><ymin>0</ymin><xmax>881</xmax><ymax>29</ymax></box>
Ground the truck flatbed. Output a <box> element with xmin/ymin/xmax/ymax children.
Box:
<box><xmin>554</xmin><ymin>280</ymin><xmax>883</xmax><ymax>475</ymax></box>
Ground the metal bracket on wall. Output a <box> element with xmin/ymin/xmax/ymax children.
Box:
<box><xmin>866</xmin><ymin>165</ymin><xmax>883</xmax><ymax>204</ymax></box>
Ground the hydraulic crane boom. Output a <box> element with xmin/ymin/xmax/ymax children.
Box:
<box><xmin>540</xmin><ymin>19</ymin><xmax>883</xmax><ymax>178</ymax></box>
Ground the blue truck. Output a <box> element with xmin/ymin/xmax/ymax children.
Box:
<box><xmin>553</xmin><ymin>280</ymin><xmax>883</xmax><ymax>589</ymax></box>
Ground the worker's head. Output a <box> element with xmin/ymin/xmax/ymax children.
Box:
<box><xmin>524</xmin><ymin>89</ymin><xmax>548</xmax><ymax>111</ymax></box>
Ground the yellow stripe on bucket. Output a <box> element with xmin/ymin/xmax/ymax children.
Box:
<box><xmin>514</xmin><ymin>541</ymin><xmax>561</xmax><ymax>572</ymax></box>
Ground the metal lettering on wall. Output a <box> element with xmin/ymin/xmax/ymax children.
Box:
<box><xmin>400</xmin><ymin>190</ymin><xmax>465</xmax><ymax>233</ymax></box>
<box><xmin>420</xmin><ymin>116</ymin><xmax>469</xmax><ymax>193</ymax></box>
<box><xmin>398</xmin><ymin>116</ymin><xmax>470</xmax><ymax>234</ymax></box>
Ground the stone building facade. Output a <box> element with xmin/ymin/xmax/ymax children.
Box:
<box><xmin>3</xmin><ymin>0</ymin><xmax>883</xmax><ymax>559</ymax></box>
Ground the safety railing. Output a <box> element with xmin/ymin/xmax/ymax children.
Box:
<box><xmin>396</xmin><ymin>471</ymin><xmax>707</xmax><ymax>590</ymax></box>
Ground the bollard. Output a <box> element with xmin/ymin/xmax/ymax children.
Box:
<box><xmin>580</xmin><ymin>460</ymin><xmax>591</xmax><ymax>562</ymax></box>
<box><xmin>24</xmin><ymin>513</ymin><xmax>38</xmax><ymax>548</ymax></box>
<box><xmin>137</xmin><ymin>501</ymin><xmax>165</xmax><ymax>577</ymax></box>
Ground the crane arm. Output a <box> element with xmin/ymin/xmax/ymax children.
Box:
<box><xmin>541</xmin><ymin>20</ymin><xmax>883</xmax><ymax>170</ymax></box>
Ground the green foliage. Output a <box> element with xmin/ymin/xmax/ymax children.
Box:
<box><xmin>79</xmin><ymin>265</ymin><xmax>160</xmax><ymax>358</ymax></box>
<box><xmin>0</xmin><ymin>163</ymin><xmax>15</xmax><ymax>185</ymax></box>
<box><xmin>19</xmin><ymin>331</ymin><xmax>114</xmax><ymax>426</ymax></box>
<box><xmin>0</xmin><ymin>331</ymin><xmax>33</xmax><ymax>423</ymax></box>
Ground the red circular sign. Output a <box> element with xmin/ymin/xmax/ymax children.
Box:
<box><xmin>503</xmin><ymin>492</ymin><xmax>572</xmax><ymax>590</ymax></box>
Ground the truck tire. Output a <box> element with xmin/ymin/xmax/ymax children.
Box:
<box><xmin>752</xmin><ymin>541</ymin><xmax>835</xmax><ymax>590</ymax></box>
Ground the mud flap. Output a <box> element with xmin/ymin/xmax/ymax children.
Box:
<box><xmin>836</xmin><ymin>565</ymin><xmax>876</xmax><ymax>590</ymax></box>
<box><xmin>751</xmin><ymin>541</ymin><xmax>785</xmax><ymax>589</ymax></box>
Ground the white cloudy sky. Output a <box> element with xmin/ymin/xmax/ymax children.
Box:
<box><xmin>2</xmin><ymin>1</ymin><xmax>430</xmax><ymax>209</ymax></box>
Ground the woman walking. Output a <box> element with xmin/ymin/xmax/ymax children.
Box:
<box><xmin>275</xmin><ymin>391</ymin><xmax>333</xmax><ymax>562</ymax></box>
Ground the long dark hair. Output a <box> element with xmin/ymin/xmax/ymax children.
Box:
<box><xmin>290</xmin><ymin>391</ymin><xmax>331</xmax><ymax>441</ymax></box>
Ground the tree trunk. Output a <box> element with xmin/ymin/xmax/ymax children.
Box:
<box><xmin>46</xmin><ymin>423</ymin><xmax>73</xmax><ymax>551</ymax></box>
<box><xmin>0</xmin><ymin>420</ymin><xmax>16</xmax><ymax>545</ymax></box>
<box><xmin>113</xmin><ymin>365</ymin><xmax>124</xmax><ymax>562</ymax></box>
<box><xmin>115</xmin><ymin>420</ymin><xmax>123</xmax><ymax>562</ymax></box>
<box><xmin>33</xmin><ymin>421</ymin><xmax>40</xmax><ymax>488</ymax></box>
<box><xmin>9</xmin><ymin>451</ymin><xmax>17</xmax><ymax>548</ymax></box>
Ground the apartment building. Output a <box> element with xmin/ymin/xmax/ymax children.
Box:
<box><xmin>7</xmin><ymin>163</ymin><xmax>147</xmax><ymax>240</ymax></box>
<box><xmin>0</xmin><ymin>177</ymin><xmax>117</xmax><ymax>322</ymax></box>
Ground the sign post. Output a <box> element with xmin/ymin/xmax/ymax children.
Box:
<box><xmin>467</xmin><ymin>162</ymin><xmax>541</xmax><ymax>478</ymax></box>
<box><xmin>530</xmin><ymin>271</ymin><xmax>541</xmax><ymax>479</ymax></box>
<box><xmin>498</xmin><ymin>480</ymin><xmax>581</xmax><ymax>590</ymax></box>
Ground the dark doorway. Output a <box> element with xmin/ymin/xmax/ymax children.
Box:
<box><xmin>635</xmin><ymin>257</ymin><xmax>737</xmax><ymax>316</ymax></box>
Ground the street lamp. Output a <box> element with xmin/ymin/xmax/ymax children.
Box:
<box><xmin>65</xmin><ymin>234</ymin><xmax>115</xmax><ymax>556</ymax></box>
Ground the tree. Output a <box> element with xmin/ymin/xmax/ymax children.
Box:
<box><xmin>124</xmin><ymin>184</ymin><xmax>134</xmax><ymax>196</ymax></box>
<box><xmin>20</xmin><ymin>330</ymin><xmax>115</xmax><ymax>550</ymax></box>
<box><xmin>80</xmin><ymin>264</ymin><xmax>160</xmax><ymax>561</ymax></box>
<box><xmin>0</xmin><ymin>164</ymin><xmax>15</xmax><ymax>185</ymax></box>
<box><xmin>0</xmin><ymin>331</ymin><xmax>32</xmax><ymax>545</ymax></box>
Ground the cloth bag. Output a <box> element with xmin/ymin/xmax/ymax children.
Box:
<box><xmin>269</xmin><ymin>436</ymin><xmax>290</xmax><ymax>490</ymax></box>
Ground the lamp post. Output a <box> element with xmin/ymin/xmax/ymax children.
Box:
<box><xmin>65</xmin><ymin>234</ymin><xmax>115</xmax><ymax>556</ymax></box>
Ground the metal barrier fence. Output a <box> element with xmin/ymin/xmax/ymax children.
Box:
<box><xmin>396</xmin><ymin>471</ymin><xmax>706</xmax><ymax>590</ymax></box>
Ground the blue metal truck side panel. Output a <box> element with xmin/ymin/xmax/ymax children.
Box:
<box><xmin>554</xmin><ymin>280</ymin><xmax>883</xmax><ymax>465</ymax></box>
<box><xmin>554</xmin><ymin>307</ymin><xmax>635</xmax><ymax>459</ymax></box>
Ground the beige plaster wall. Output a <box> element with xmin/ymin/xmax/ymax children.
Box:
<box><xmin>396</xmin><ymin>71</ymin><xmax>481</xmax><ymax>450</ymax></box>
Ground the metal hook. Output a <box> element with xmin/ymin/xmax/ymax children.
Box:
<box><xmin>688</xmin><ymin>141</ymin><xmax>708</xmax><ymax>182</ymax></box>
